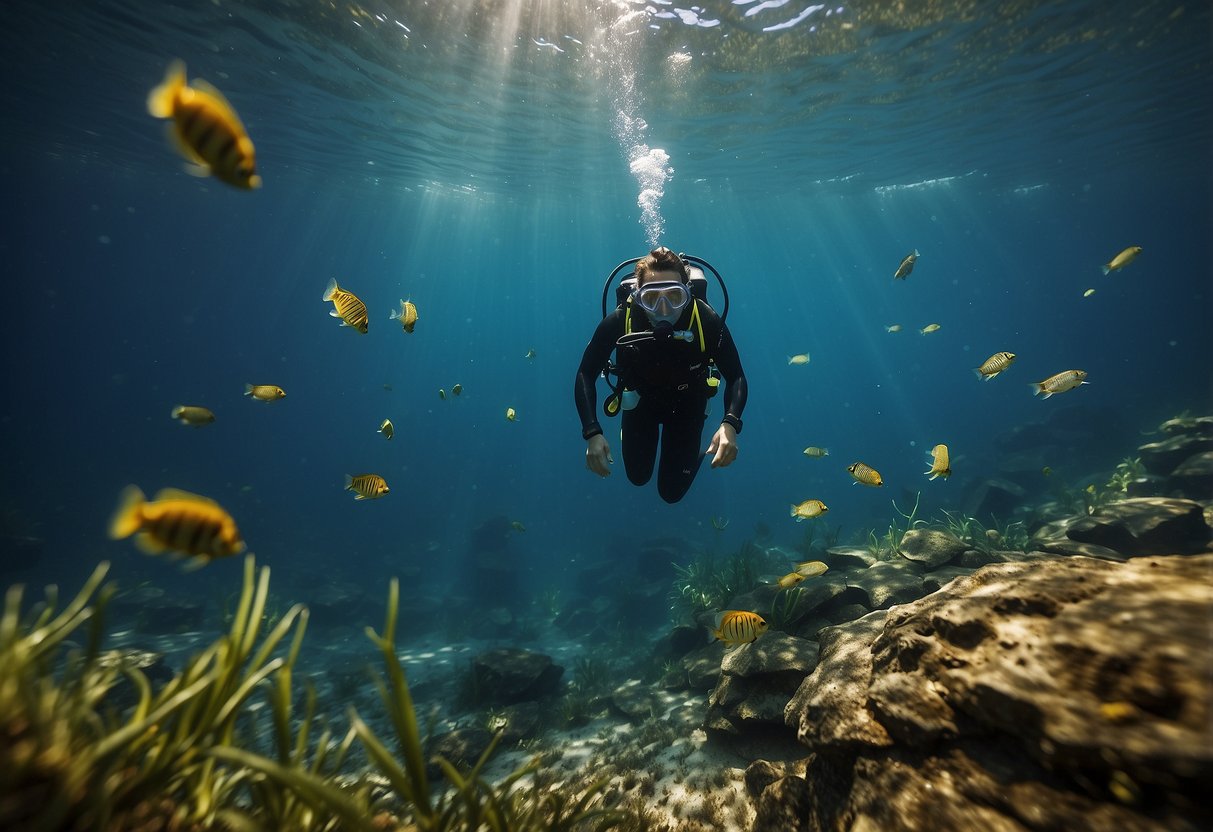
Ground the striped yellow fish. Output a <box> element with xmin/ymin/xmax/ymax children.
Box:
<box><xmin>146</xmin><ymin>60</ymin><xmax>261</xmax><ymax>190</ymax></box>
<box><xmin>790</xmin><ymin>499</ymin><xmax>828</xmax><ymax>521</ymax></box>
<box><xmin>795</xmin><ymin>560</ymin><xmax>829</xmax><ymax>578</ymax></box>
<box><xmin>345</xmin><ymin>473</ymin><xmax>389</xmax><ymax>500</ymax></box>
<box><xmin>244</xmin><ymin>384</ymin><xmax>285</xmax><ymax>401</ymax></box>
<box><xmin>926</xmin><ymin>444</ymin><xmax>951</xmax><ymax>480</ymax></box>
<box><xmin>1102</xmin><ymin>246</ymin><xmax>1141</xmax><ymax>275</ymax></box>
<box><xmin>109</xmin><ymin>485</ymin><xmax>245</xmax><ymax>565</ymax></box>
<box><xmin>378</xmin><ymin>419</ymin><xmax>394</xmax><ymax>440</ymax></box>
<box><xmin>848</xmin><ymin>462</ymin><xmax>883</xmax><ymax>487</ymax></box>
<box><xmin>171</xmin><ymin>405</ymin><xmax>214</xmax><ymax>426</ymax></box>
<box><xmin>974</xmin><ymin>351</ymin><xmax>1016</xmax><ymax>381</ymax></box>
<box><xmin>505</xmin><ymin>407</ymin><xmax>518</xmax><ymax>422</ymax></box>
<box><xmin>389</xmin><ymin>299</ymin><xmax>419</xmax><ymax>333</ymax></box>
<box><xmin>894</xmin><ymin>249</ymin><xmax>920</xmax><ymax>280</ymax></box>
<box><xmin>803</xmin><ymin>446</ymin><xmax>829</xmax><ymax>458</ymax></box>
<box><xmin>712</xmin><ymin>611</ymin><xmax>768</xmax><ymax>645</ymax></box>
<box><xmin>1032</xmin><ymin>370</ymin><xmax>1088</xmax><ymax>399</ymax></box>
<box><xmin>323</xmin><ymin>279</ymin><xmax>369</xmax><ymax>333</ymax></box>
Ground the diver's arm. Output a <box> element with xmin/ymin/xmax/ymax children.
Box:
<box><xmin>573</xmin><ymin>311</ymin><xmax>623</xmax><ymax>440</ymax></box>
<box><xmin>714</xmin><ymin>322</ymin><xmax>748</xmax><ymax>433</ymax></box>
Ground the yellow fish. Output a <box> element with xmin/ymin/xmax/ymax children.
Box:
<box><xmin>244</xmin><ymin>384</ymin><xmax>285</xmax><ymax>402</ymax></box>
<box><xmin>510</xmin><ymin>520</ymin><xmax>526</xmax><ymax>532</ymax></box>
<box><xmin>920</xmin><ymin>323</ymin><xmax>941</xmax><ymax>335</ymax></box>
<box><xmin>505</xmin><ymin>407</ymin><xmax>518</xmax><ymax>422</ymax></box>
<box><xmin>438</xmin><ymin>388</ymin><xmax>447</xmax><ymax>400</ymax></box>
<box><xmin>109</xmin><ymin>485</ymin><xmax>245</xmax><ymax>565</ymax></box>
<box><xmin>787</xmin><ymin>353</ymin><xmax>811</xmax><ymax>365</ymax></box>
<box><xmin>524</xmin><ymin>348</ymin><xmax>537</xmax><ymax>360</ymax></box>
<box><xmin>389</xmin><ymin>299</ymin><xmax>419</xmax><ymax>333</ymax></box>
<box><xmin>790</xmin><ymin>499</ymin><xmax>829</xmax><ymax>521</ymax></box>
<box><xmin>1042</xmin><ymin>466</ymin><xmax>1053</xmax><ymax>477</ymax></box>
<box><xmin>1102</xmin><ymin>246</ymin><xmax>1142</xmax><ymax>275</ymax></box>
<box><xmin>848</xmin><ymin>462</ymin><xmax>883</xmax><ymax>487</ymax></box>
<box><xmin>322</xmin><ymin>279</ymin><xmax>369</xmax><ymax>334</ymax></box>
<box><xmin>803</xmin><ymin>446</ymin><xmax>830</xmax><ymax>458</ymax></box>
<box><xmin>378</xmin><ymin>419</ymin><xmax>394</xmax><ymax>440</ymax></box>
<box><xmin>146</xmin><ymin>60</ymin><xmax>261</xmax><ymax>190</ymax></box>
<box><xmin>974</xmin><ymin>351</ymin><xmax>1016</xmax><ymax>381</ymax></box>
<box><xmin>171</xmin><ymin>405</ymin><xmax>214</xmax><ymax>427</ymax></box>
<box><xmin>894</xmin><ymin>249</ymin><xmax>920</xmax><ymax>280</ymax></box>
<box><xmin>345</xmin><ymin>473</ymin><xmax>389</xmax><ymax>500</ymax></box>
<box><xmin>712</xmin><ymin>611</ymin><xmax>768</xmax><ymax>645</ymax></box>
<box><xmin>777</xmin><ymin>572</ymin><xmax>806</xmax><ymax>588</ymax></box>
<box><xmin>885</xmin><ymin>324</ymin><xmax>902</xmax><ymax>333</ymax></box>
<box><xmin>926</xmin><ymin>444</ymin><xmax>951</xmax><ymax>480</ymax></box>
<box><xmin>1032</xmin><ymin>370</ymin><xmax>1088</xmax><ymax>399</ymax></box>
<box><xmin>452</xmin><ymin>384</ymin><xmax>464</xmax><ymax>396</ymax></box>
<box><xmin>794</xmin><ymin>560</ymin><xmax>829</xmax><ymax>578</ymax></box>
<box><xmin>1083</xmin><ymin>288</ymin><xmax>1096</xmax><ymax>298</ymax></box>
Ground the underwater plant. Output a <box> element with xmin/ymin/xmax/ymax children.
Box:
<box><xmin>0</xmin><ymin>558</ymin><xmax>639</xmax><ymax>831</ymax></box>
<box><xmin>769</xmin><ymin>585</ymin><xmax>805</xmax><ymax>631</ymax></box>
<box><xmin>667</xmin><ymin>541</ymin><xmax>764</xmax><ymax>622</ymax></box>
<box><xmin>864</xmin><ymin>492</ymin><xmax>924</xmax><ymax>560</ymax></box>
<box><xmin>1106</xmin><ymin>456</ymin><xmax>1146</xmax><ymax>495</ymax></box>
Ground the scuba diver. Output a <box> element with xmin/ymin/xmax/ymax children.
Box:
<box><xmin>573</xmin><ymin>246</ymin><xmax>748</xmax><ymax>504</ymax></box>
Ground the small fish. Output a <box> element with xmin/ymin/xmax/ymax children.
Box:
<box><xmin>109</xmin><ymin>485</ymin><xmax>245</xmax><ymax>565</ymax></box>
<box><xmin>790</xmin><ymin>499</ymin><xmax>829</xmax><ymax>521</ymax></box>
<box><xmin>848</xmin><ymin>462</ymin><xmax>883</xmax><ymax>487</ymax></box>
<box><xmin>803</xmin><ymin>446</ymin><xmax>830</xmax><ymax>458</ymax></box>
<box><xmin>1031</xmin><ymin>370</ymin><xmax>1088</xmax><ymax>399</ymax></box>
<box><xmin>345</xmin><ymin>473</ymin><xmax>389</xmax><ymax>500</ymax></box>
<box><xmin>244</xmin><ymin>384</ymin><xmax>285</xmax><ymax>401</ymax></box>
<box><xmin>524</xmin><ymin>348</ymin><xmax>537</xmax><ymax>360</ymax></box>
<box><xmin>712</xmin><ymin>611</ymin><xmax>768</xmax><ymax>645</ymax></box>
<box><xmin>146</xmin><ymin>60</ymin><xmax>261</xmax><ymax>190</ymax></box>
<box><xmin>389</xmin><ymin>299</ymin><xmax>419</xmax><ymax>333</ymax></box>
<box><xmin>925</xmin><ymin>443</ymin><xmax>951</xmax><ymax>480</ymax></box>
<box><xmin>438</xmin><ymin>388</ymin><xmax>447</xmax><ymax>400</ymax></box>
<box><xmin>894</xmin><ymin>249</ymin><xmax>920</xmax><ymax>280</ymax></box>
<box><xmin>382</xmin><ymin>383</ymin><xmax>393</xmax><ymax>391</ymax></box>
<box><xmin>710</xmin><ymin>515</ymin><xmax>730</xmax><ymax>530</ymax></box>
<box><xmin>171</xmin><ymin>405</ymin><xmax>215</xmax><ymax>427</ymax></box>
<box><xmin>505</xmin><ymin>407</ymin><xmax>518</xmax><ymax>422</ymax></box>
<box><xmin>1083</xmin><ymin>288</ymin><xmax>1096</xmax><ymax>298</ymax></box>
<box><xmin>322</xmin><ymin>279</ymin><xmax>369</xmax><ymax>334</ymax></box>
<box><xmin>1102</xmin><ymin>246</ymin><xmax>1142</xmax><ymax>275</ymax></box>
<box><xmin>794</xmin><ymin>560</ymin><xmax>829</xmax><ymax>578</ymax></box>
<box><xmin>920</xmin><ymin>323</ymin><xmax>941</xmax><ymax>335</ymax></box>
<box><xmin>510</xmin><ymin>520</ymin><xmax>526</xmax><ymax>532</ymax></box>
<box><xmin>974</xmin><ymin>351</ymin><xmax>1016</xmax><ymax>381</ymax></box>
<box><xmin>777</xmin><ymin>572</ymin><xmax>806</xmax><ymax>588</ymax></box>
<box><xmin>378</xmin><ymin>419</ymin><xmax>394</xmax><ymax>440</ymax></box>
<box><xmin>885</xmin><ymin>324</ymin><xmax>902</xmax><ymax>333</ymax></box>
<box><xmin>787</xmin><ymin>353</ymin><xmax>811</xmax><ymax>365</ymax></box>
<box><xmin>1041</xmin><ymin>466</ymin><xmax>1053</xmax><ymax>477</ymax></box>
<box><xmin>452</xmin><ymin>383</ymin><xmax>464</xmax><ymax>396</ymax></box>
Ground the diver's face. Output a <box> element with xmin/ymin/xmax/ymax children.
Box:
<box><xmin>638</xmin><ymin>269</ymin><xmax>689</xmax><ymax>325</ymax></box>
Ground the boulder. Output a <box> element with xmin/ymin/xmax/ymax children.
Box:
<box><xmin>1138</xmin><ymin>433</ymin><xmax>1213</xmax><ymax>477</ymax></box>
<box><xmin>1065</xmin><ymin>498</ymin><xmax>1211</xmax><ymax>556</ymax></box>
<box><xmin>845</xmin><ymin>560</ymin><xmax>928</xmax><ymax>609</ymax></box>
<box><xmin>706</xmin><ymin>631</ymin><xmax>819</xmax><ymax>738</ymax></box>
<box><xmin>898</xmin><ymin>528</ymin><xmax>968</xmax><ymax>569</ymax></box>
<box><xmin>1169</xmin><ymin>451</ymin><xmax>1213</xmax><ymax>500</ymax></box>
<box><xmin>469</xmin><ymin>648</ymin><xmax>563</xmax><ymax>704</ymax></box>
<box><xmin>610</xmin><ymin>679</ymin><xmax>657</xmax><ymax>721</ymax></box>
<box><xmin>961</xmin><ymin>478</ymin><xmax>1026</xmax><ymax>524</ymax></box>
<box><xmin>779</xmin><ymin>555</ymin><xmax>1213</xmax><ymax>831</ymax></box>
<box><xmin>825</xmin><ymin>546</ymin><xmax>880</xmax><ymax>571</ymax></box>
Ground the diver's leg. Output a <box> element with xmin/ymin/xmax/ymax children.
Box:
<box><xmin>656</xmin><ymin>413</ymin><xmax>707</xmax><ymax>503</ymax></box>
<box><xmin>621</xmin><ymin>401</ymin><xmax>658</xmax><ymax>486</ymax></box>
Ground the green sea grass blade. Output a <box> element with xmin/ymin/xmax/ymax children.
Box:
<box><xmin>207</xmin><ymin>746</ymin><xmax>376</xmax><ymax>832</ymax></box>
<box><xmin>93</xmin><ymin>666</ymin><xmax>219</xmax><ymax>759</ymax></box>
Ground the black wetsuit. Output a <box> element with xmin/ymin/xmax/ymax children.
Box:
<box><xmin>574</xmin><ymin>299</ymin><xmax>748</xmax><ymax>503</ymax></box>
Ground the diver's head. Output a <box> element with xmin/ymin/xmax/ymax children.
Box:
<box><xmin>634</xmin><ymin>247</ymin><xmax>691</xmax><ymax>326</ymax></box>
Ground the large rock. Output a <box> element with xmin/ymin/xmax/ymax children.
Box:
<box><xmin>1065</xmin><ymin>498</ymin><xmax>1211</xmax><ymax>555</ymax></box>
<box><xmin>1169</xmin><ymin>451</ymin><xmax>1213</xmax><ymax>500</ymax></box>
<box><xmin>845</xmin><ymin>560</ymin><xmax>928</xmax><ymax>609</ymax></box>
<box><xmin>1138</xmin><ymin>433</ymin><xmax>1213</xmax><ymax>477</ymax></box>
<box><xmin>705</xmin><ymin>632</ymin><xmax>819</xmax><ymax>738</ymax></box>
<box><xmin>469</xmin><ymin>648</ymin><xmax>563</xmax><ymax>704</ymax></box>
<box><xmin>898</xmin><ymin>528</ymin><xmax>968</xmax><ymax>569</ymax></box>
<box><xmin>780</xmin><ymin>555</ymin><xmax>1213</xmax><ymax>831</ymax></box>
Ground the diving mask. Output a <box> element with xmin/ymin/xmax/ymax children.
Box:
<box><xmin>635</xmin><ymin>281</ymin><xmax>690</xmax><ymax>325</ymax></box>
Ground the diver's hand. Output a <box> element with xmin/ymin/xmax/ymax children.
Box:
<box><xmin>707</xmin><ymin>423</ymin><xmax>738</xmax><ymax>468</ymax></box>
<box><xmin>586</xmin><ymin>434</ymin><xmax>613</xmax><ymax>477</ymax></box>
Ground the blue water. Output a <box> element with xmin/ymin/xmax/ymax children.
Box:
<box><xmin>1</xmin><ymin>0</ymin><xmax>1210</xmax><ymax>607</ymax></box>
